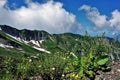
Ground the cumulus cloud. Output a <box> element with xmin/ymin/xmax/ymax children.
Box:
<box><xmin>0</xmin><ymin>0</ymin><xmax>83</xmax><ymax>33</ymax></box>
<box><xmin>109</xmin><ymin>10</ymin><xmax>120</xmax><ymax>30</ymax></box>
<box><xmin>79</xmin><ymin>5</ymin><xmax>90</xmax><ymax>12</ymax></box>
<box><xmin>79</xmin><ymin>5</ymin><xmax>108</xmax><ymax>29</ymax></box>
<box><xmin>79</xmin><ymin>4</ymin><xmax>120</xmax><ymax>37</ymax></box>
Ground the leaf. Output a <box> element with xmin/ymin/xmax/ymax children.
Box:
<box><xmin>93</xmin><ymin>62</ymin><xmax>98</xmax><ymax>67</ymax></box>
<box><xmin>87</xmin><ymin>70</ymin><xmax>94</xmax><ymax>77</ymax></box>
<box><xmin>78</xmin><ymin>68</ymin><xmax>84</xmax><ymax>77</ymax></box>
<box><xmin>73</xmin><ymin>58</ymin><xmax>79</xmax><ymax>66</ymax></box>
<box><xmin>89</xmin><ymin>53</ymin><xmax>94</xmax><ymax>59</ymax></box>
<box><xmin>97</xmin><ymin>58</ymin><xmax>109</xmax><ymax>65</ymax></box>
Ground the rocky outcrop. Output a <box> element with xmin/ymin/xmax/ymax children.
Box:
<box><xmin>102</xmin><ymin>60</ymin><xmax>120</xmax><ymax>80</ymax></box>
<box><xmin>0</xmin><ymin>25</ymin><xmax>49</xmax><ymax>41</ymax></box>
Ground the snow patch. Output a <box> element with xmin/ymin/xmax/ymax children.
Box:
<box><xmin>24</xmin><ymin>40</ymin><xmax>29</xmax><ymax>44</ymax></box>
<box><xmin>75</xmin><ymin>39</ymin><xmax>78</xmax><ymax>41</ymax></box>
<box><xmin>6</xmin><ymin>33</ymin><xmax>44</xmax><ymax>47</ymax></box>
<box><xmin>40</xmin><ymin>40</ymin><xmax>44</xmax><ymax>44</ymax></box>
<box><xmin>23</xmin><ymin>40</ymin><xmax>41</xmax><ymax>47</ymax></box>
<box><xmin>0</xmin><ymin>43</ymin><xmax>13</xmax><ymax>48</ymax></box>
<box><xmin>33</xmin><ymin>46</ymin><xmax>50</xmax><ymax>54</ymax></box>
<box><xmin>30</xmin><ymin>40</ymin><xmax>40</xmax><ymax>47</ymax></box>
<box><xmin>0</xmin><ymin>44</ymin><xmax>5</xmax><ymax>48</ymax></box>
<box><xmin>6</xmin><ymin>34</ymin><xmax>22</xmax><ymax>42</ymax></box>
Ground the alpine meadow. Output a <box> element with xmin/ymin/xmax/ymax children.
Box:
<box><xmin>0</xmin><ymin>0</ymin><xmax>120</xmax><ymax>80</ymax></box>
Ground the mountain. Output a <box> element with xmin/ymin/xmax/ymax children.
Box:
<box><xmin>0</xmin><ymin>25</ymin><xmax>120</xmax><ymax>60</ymax></box>
<box><xmin>0</xmin><ymin>25</ymin><xmax>49</xmax><ymax>41</ymax></box>
<box><xmin>0</xmin><ymin>25</ymin><xmax>51</xmax><ymax>58</ymax></box>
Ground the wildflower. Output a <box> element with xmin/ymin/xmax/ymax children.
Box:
<box><xmin>29</xmin><ymin>59</ymin><xmax>32</xmax><ymax>62</ymax></box>
<box><xmin>74</xmin><ymin>74</ymin><xmax>79</xmax><ymax>79</ymax></box>
<box><xmin>36</xmin><ymin>54</ymin><xmax>39</xmax><ymax>56</ymax></box>
<box><xmin>62</xmin><ymin>74</ymin><xmax>65</xmax><ymax>77</ymax></box>
<box><xmin>62</xmin><ymin>57</ymin><xmax>66</xmax><ymax>60</ymax></box>
<box><xmin>38</xmin><ymin>65</ymin><xmax>41</xmax><ymax>67</ymax></box>
<box><xmin>31</xmin><ymin>55</ymin><xmax>37</xmax><ymax>58</ymax></box>
<box><xmin>72</xmin><ymin>74</ymin><xmax>79</xmax><ymax>79</ymax></box>
<box><xmin>70</xmin><ymin>52</ymin><xmax>77</xmax><ymax>58</ymax></box>
<box><xmin>6</xmin><ymin>71</ymin><xmax>9</xmax><ymax>73</ymax></box>
<box><xmin>52</xmin><ymin>67</ymin><xmax>55</xmax><ymax>70</ymax></box>
<box><xmin>72</xmin><ymin>74</ymin><xmax>75</xmax><ymax>77</ymax></box>
<box><xmin>67</xmin><ymin>56</ymin><xmax>69</xmax><ymax>58</ymax></box>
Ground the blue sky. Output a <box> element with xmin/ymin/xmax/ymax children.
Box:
<box><xmin>1</xmin><ymin>0</ymin><xmax>120</xmax><ymax>37</ymax></box>
<box><xmin>7</xmin><ymin>0</ymin><xmax>120</xmax><ymax>21</ymax></box>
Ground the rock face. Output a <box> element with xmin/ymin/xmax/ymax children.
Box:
<box><xmin>102</xmin><ymin>60</ymin><xmax>120</xmax><ymax>80</ymax></box>
<box><xmin>29</xmin><ymin>76</ymin><xmax>43</xmax><ymax>80</ymax></box>
<box><xmin>0</xmin><ymin>25</ymin><xmax>49</xmax><ymax>41</ymax></box>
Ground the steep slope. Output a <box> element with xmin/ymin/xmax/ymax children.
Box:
<box><xmin>0</xmin><ymin>25</ymin><xmax>120</xmax><ymax>60</ymax></box>
<box><xmin>0</xmin><ymin>30</ymin><xmax>48</xmax><ymax>58</ymax></box>
<box><xmin>0</xmin><ymin>25</ymin><xmax>51</xmax><ymax>53</ymax></box>
<box><xmin>0</xmin><ymin>25</ymin><xmax>49</xmax><ymax>41</ymax></box>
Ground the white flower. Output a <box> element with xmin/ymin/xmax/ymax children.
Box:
<box><xmin>62</xmin><ymin>57</ymin><xmax>66</xmax><ymax>60</ymax></box>
<box><xmin>31</xmin><ymin>55</ymin><xmax>37</xmax><ymax>58</ymax></box>
<box><xmin>67</xmin><ymin>56</ymin><xmax>69</xmax><ymax>58</ymax></box>
<box><xmin>70</xmin><ymin>52</ymin><xmax>77</xmax><ymax>58</ymax></box>
<box><xmin>52</xmin><ymin>67</ymin><xmax>55</xmax><ymax>70</ymax></box>
<box><xmin>29</xmin><ymin>59</ymin><xmax>32</xmax><ymax>62</ymax></box>
<box><xmin>62</xmin><ymin>74</ymin><xmax>65</xmax><ymax>77</ymax></box>
<box><xmin>6</xmin><ymin>71</ymin><xmax>9</xmax><ymax>73</ymax></box>
<box><xmin>36</xmin><ymin>54</ymin><xmax>39</xmax><ymax>56</ymax></box>
<box><xmin>38</xmin><ymin>65</ymin><xmax>41</xmax><ymax>67</ymax></box>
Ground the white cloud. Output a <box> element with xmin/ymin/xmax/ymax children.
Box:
<box><xmin>0</xmin><ymin>0</ymin><xmax>83</xmax><ymax>33</ymax></box>
<box><xmin>80</xmin><ymin>5</ymin><xmax>108</xmax><ymax>29</ymax></box>
<box><xmin>79</xmin><ymin>5</ymin><xmax>90</xmax><ymax>11</ymax></box>
<box><xmin>109</xmin><ymin>10</ymin><xmax>120</xmax><ymax>30</ymax></box>
<box><xmin>79</xmin><ymin>4</ymin><xmax>120</xmax><ymax>37</ymax></box>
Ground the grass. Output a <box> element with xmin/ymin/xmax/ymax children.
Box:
<box><xmin>0</xmin><ymin>30</ymin><xmax>47</xmax><ymax>57</ymax></box>
<box><xmin>1</xmin><ymin>30</ymin><xmax>120</xmax><ymax>80</ymax></box>
<box><xmin>0</xmin><ymin>34</ymin><xmax>115</xmax><ymax>80</ymax></box>
<box><xmin>0</xmin><ymin>47</ymin><xmax>22</xmax><ymax>58</ymax></box>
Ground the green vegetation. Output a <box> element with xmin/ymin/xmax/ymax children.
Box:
<box><xmin>0</xmin><ymin>30</ymin><xmax>46</xmax><ymax>57</ymax></box>
<box><xmin>70</xmin><ymin>34</ymin><xmax>111</xmax><ymax>80</ymax></box>
<box><xmin>0</xmin><ymin>34</ymin><xmax>115</xmax><ymax>80</ymax></box>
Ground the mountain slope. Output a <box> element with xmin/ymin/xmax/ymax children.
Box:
<box><xmin>0</xmin><ymin>25</ymin><xmax>120</xmax><ymax>60</ymax></box>
<box><xmin>0</xmin><ymin>29</ymin><xmax>49</xmax><ymax>58</ymax></box>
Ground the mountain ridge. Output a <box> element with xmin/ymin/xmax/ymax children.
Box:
<box><xmin>0</xmin><ymin>25</ymin><xmax>114</xmax><ymax>41</ymax></box>
<box><xmin>0</xmin><ymin>25</ymin><xmax>49</xmax><ymax>41</ymax></box>
<box><xmin>0</xmin><ymin>25</ymin><xmax>120</xmax><ymax>60</ymax></box>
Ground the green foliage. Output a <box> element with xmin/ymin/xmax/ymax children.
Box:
<box><xmin>0</xmin><ymin>33</ymin><xmax>115</xmax><ymax>80</ymax></box>
<box><xmin>69</xmin><ymin>35</ymin><xmax>112</xmax><ymax>80</ymax></box>
<box><xmin>97</xmin><ymin>57</ymin><xmax>109</xmax><ymax>65</ymax></box>
<box><xmin>0</xmin><ymin>52</ymin><xmax>71</xmax><ymax>80</ymax></box>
